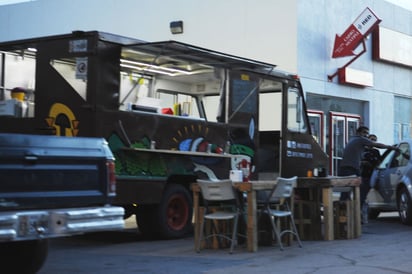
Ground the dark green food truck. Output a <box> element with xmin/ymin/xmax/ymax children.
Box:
<box><xmin>0</xmin><ymin>30</ymin><xmax>328</xmax><ymax>240</ymax></box>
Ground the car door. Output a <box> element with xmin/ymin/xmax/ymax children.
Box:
<box><xmin>375</xmin><ymin>143</ymin><xmax>409</xmax><ymax>207</ymax></box>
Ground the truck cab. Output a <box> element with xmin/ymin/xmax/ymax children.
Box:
<box><xmin>0</xmin><ymin>31</ymin><xmax>328</xmax><ymax>239</ymax></box>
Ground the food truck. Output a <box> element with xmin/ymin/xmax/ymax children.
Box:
<box><xmin>0</xmin><ymin>31</ymin><xmax>328</xmax><ymax>239</ymax></box>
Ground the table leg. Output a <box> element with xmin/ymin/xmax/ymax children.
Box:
<box><xmin>246</xmin><ymin>189</ymin><xmax>257</xmax><ymax>252</ymax></box>
<box><xmin>353</xmin><ymin>186</ymin><xmax>361</xmax><ymax>237</ymax></box>
<box><xmin>193</xmin><ymin>188</ymin><xmax>200</xmax><ymax>251</ymax></box>
<box><xmin>322</xmin><ymin>187</ymin><xmax>334</xmax><ymax>240</ymax></box>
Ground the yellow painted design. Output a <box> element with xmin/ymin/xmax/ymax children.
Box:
<box><xmin>47</xmin><ymin>103</ymin><xmax>79</xmax><ymax>136</ymax></box>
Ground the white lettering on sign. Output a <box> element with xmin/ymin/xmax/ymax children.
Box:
<box><xmin>287</xmin><ymin>140</ymin><xmax>312</xmax><ymax>150</ymax></box>
<box><xmin>343</xmin><ymin>28</ymin><xmax>362</xmax><ymax>45</ymax></box>
<box><xmin>286</xmin><ymin>150</ymin><xmax>314</xmax><ymax>159</ymax></box>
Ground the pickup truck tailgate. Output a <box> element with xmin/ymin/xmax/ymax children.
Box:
<box><xmin>0</xmin><ymin>133</ymin><xmax>116</xmax><ymax>210</ymax></box>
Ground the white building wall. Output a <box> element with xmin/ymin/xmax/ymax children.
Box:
<box><xmin>0</xmin><ymin>0</ymin><xmax>298</xmax><ymax>72</ymax></box>
<box><xmin>298</xmin><ymin>0</ymin><xmax>412</xmax><ymax>144</ymax></box>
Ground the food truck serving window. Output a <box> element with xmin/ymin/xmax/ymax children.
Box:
<box><xmin>0</xmin><ymin>47</ymin><xmax>36</xmax><ymax>118</ymax></box>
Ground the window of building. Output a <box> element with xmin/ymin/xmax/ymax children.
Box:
<box><xmin>394</xmin><ymin>96</ymin><xmax>411</xmax><ymax>143</ymax></box>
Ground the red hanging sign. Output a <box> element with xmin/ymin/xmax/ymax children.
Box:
<box><xmin>332</xmin><ymin>7</ymin><xmax>381</xmax><ymax>58</ymax></box>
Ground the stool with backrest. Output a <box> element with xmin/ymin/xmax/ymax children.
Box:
<box><xmin>196</xmin><ymin>179</ymin><xmax>242</xmax><ymax>254</ymax></box>
<box><xmin>261</xmin><ymin>176</ymin><xmax>303</xmax><ymax>250</ymax></box>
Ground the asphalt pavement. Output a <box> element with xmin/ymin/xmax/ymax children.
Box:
<box><xmin>39</xmin><ymin>213</ymin><xmax>412</xmax><ymax>274</ymax></box>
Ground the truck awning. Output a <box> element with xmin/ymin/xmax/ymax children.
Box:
<box><xmin>122</xmin><ymin>40</ymin><xmax>277</xmax><ymax>75</ymax></box>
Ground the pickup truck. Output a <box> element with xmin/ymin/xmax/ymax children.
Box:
<box><xmin>0</xmin><ymin>133</ymin><xmax>125</xmax><ymax>273</ymax></box>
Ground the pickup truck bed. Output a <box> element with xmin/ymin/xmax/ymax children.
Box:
<box><xmin>0</xmin><ymin>133</ymin><xmax>124</xmax><ymax>273</ymax></box>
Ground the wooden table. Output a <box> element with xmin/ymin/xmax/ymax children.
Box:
<box><xmin>297</xmin><ymin>176</ymin><xmax>362</xmax><ymax>241</ymax></box>
<box><xmin>192</xmin><ymin>180</ymin><xmax>278</xmax><ymax>252</ymax></box>
<box><xmin>192</xmin><ymin>176</ymin><xmax>361</xmax><ymax>252</ymax></box>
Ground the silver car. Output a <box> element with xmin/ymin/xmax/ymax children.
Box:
<box><xmin>368</xmin><ymin>140</ymin><xmax>412</xmax><ymax>224</ymax></box>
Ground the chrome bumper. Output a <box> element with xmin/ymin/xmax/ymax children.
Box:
<box><xmin>0</xmin><ymin>206</ymin><xmax>125</xmax><ymax>241</ymax></box>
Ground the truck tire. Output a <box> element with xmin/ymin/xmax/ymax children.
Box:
<box><xmin>157</xmin><ymin>183</ymin><xmax>193</xmax><ymax>239</ymax></box>
<box><xmin>136</xmin><ymin>184</ymin><xmax>193</xmax><ymax>239</ymax></box>
<box><xmin>1</xmin><ymin>239</ymin><xmax>48</xmax><ymax>274</ymax></box>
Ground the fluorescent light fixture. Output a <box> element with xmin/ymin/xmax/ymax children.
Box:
<box><xmin>120</xmin><ymin>63</ymin><xmax>174</xmax><ymax>76</ymax></box>
<box><xmin>120</xmin><ymin>59</ymin><xmax>191</xmax><ymax>76</ymax></box>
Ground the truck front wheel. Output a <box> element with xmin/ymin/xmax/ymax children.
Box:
<box><xmin>157</xmin><ymin>183</ymin><xmax>193</xmax><ymax>239</ymax></box>
<box><xmin>1</xmin><ymin>239</ymin><xmax>49</xmax><ymax>273</ymax></box>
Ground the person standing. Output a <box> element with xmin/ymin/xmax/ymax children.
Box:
<box><xmin>360</xmin><ymin>134</ymin><xmax>381</xmax><ymax>207</ymax></box>
<box><xmin>338</xmin><ymin>126</ymin><xmax>396</xmax><ymax>200</ymax></box>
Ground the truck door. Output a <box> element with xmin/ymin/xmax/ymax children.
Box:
<box><xmin>279</xmin><ymin>82</ymin><xmax>329</xmax><ymax>177</ymax></box>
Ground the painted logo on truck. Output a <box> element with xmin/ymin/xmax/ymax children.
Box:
<box><xmin>46</xmin><ymin>103</ymin><xmax>79</xmax><ymax>136</ymax></box>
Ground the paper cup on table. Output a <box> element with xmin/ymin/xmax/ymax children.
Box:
<box><xmin>230</xmin><ymin>170</ymin><xmax>243</xmax><ymax>182</ymax></box>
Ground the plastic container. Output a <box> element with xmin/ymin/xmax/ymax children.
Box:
<box><xmin>230</xmin><ymin>170</ymin><xmax>243</xmax><ymax>182</ymax></box>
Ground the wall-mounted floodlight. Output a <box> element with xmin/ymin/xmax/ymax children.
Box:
<box><xmin>170</xmin><ymin>21</ymin><xmax>183</xmax><ymax>34</ymax></box>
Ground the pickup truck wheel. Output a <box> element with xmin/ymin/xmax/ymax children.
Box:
<box><xmin>1</xmin><ymin>239</ymin><xmax>48</xmax><ymax>274</ymax></box>
<box><xmin>157</xmin><ymin>183</ymin><xmax>193</xmax><ymax>239</ymax></box>
<box><xmin>397</xmin><ymin>187</ymin><xmax>412</xmax><ymax>225</ymax></box>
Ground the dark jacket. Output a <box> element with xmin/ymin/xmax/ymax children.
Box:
<box><xmin>361</xmin><ymin>147</ymin><xmax>381</xmax><ymax>178</ymax></box>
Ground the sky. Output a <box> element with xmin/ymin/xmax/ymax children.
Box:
<box><xmin>0</xmin><ymin>0</ymin><xmax>33</xmax><ymax>5</ymax></box>
<box><xmin>0</xmin><ymin>0</ymin><xmax>411</xmax><ymax>10</ymax></box>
